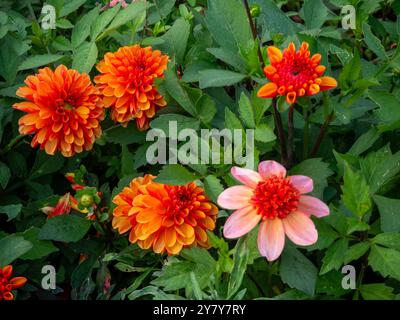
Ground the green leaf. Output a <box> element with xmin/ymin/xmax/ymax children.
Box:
<box><xmin>102</xmin><ymin>1</ymin><xmax>149</xmax><ymax>36</ymax></box>
<box><xmin>290</xmin><ymin>158</ymin><xmax>333</xmax><ymax>199</ymax></box>
<box><xmin>373</xmin><ymin>196</ymin><xmax>400</xmax><ymax>233</ymax></box>
<box><xmin>320</xmin><ymin>238</ymin><xmax>348</xmax><ymax>275</ymax></box>
<box><xmin>368</xmin><ymin>245</ymin><xmax>400</xmax><ymax>281</ymax></box>
<box><xmin>362</xmin><ymin>22</ymin><xmax>388</xmax><ymax>60</ymax></box>
<box><xmin>369</xmin><ymin>90</ymin><xmax>400</xmax><ymax>131</ymax></box>
<box><xmin>280</xmin><ymin>244</ymin><xmax>318</xmax><ymax>296</ymax></box>
<box><xmin>39</xmin><ymin>215</ymin><xmax>92</xmax><ymax>243</ymax></box>
<box><xmin>164</xmin><ymin>69</ymin><xmax>196</xmax><ymax>116</ymax></box>
<box><xmin>344</xmin><ymin>242</ymin><xmax>370</xmax><ymax>264</ymax></box>
<box><xmin>20</xmin><ymin>227</ymin><xmax>59</xmax><ymax>260</ymax></box>
<box><xmin>238</xmin><ymin>93</ymin><xmax>255</xmax><ymax>128</ymax></box>
<box><xmin>0</xmin><ymin>161</ymin><xmax>11</xmax><ymax>189</ymax></box>
<box><xmin>60</xmin><ymin>0</ymin><xmax>87</xmax><ymax>17</ymax></box>
<box><xmin>372</xmin><ymin>233</ymin><xmax>400</xmax><ymax>251</ymax></box>
<box><xmin>72</xmin><ymin>41</ymin><xmax>98</xmax><ymax>73</ymax></box>
<box><xmin>0</xmin><ymin>235</ymin><xmax>32</xmax><ymax>266</ymax></box>
<box><xmin>91</xmin><ymin>4</ymin><xmax>120</xmax><ymax>40</ymax></box>
<box><xmin>348</xmin><ymin>127</ymin><xmax>380</xmax><ymax>156</ymax></box>
<box><xmin>154</xmin><ymin>164</ymin><xmax>199</xmax><ymax>185</ymax></box>
<box><xmin>30</xmin><ymin>152</ymin><xmax>65</xmax><ymax>180</ymax></box>
<box><xmin>104</xmin><ymin>123</ymin><xmax>146</xmax><ymax>145</ymax></box>
<box><xmin>121</xmin><ymin>146</ymin><xmax>136</xmax><ymax>177</ymax></box>
<box><xmin>203</xmin><ymin>175</ymin><xmax>224</xmax><ymax>203</ymax></box>
<box><xmin>255</xmin><ymin>123</ymin><xmax>276</xmax><ymax>143</ymax></box>
<box><xmin>160</xmin><ymin>18</ymin><xmax>190</xmax><ymax>65</ymax></box>
<box><xmin>71</xmin><ymin>7</ymin><xmax>100</xmax><ymax>48</ymax></box>
<box><xmin>198</xmin><ymin>69</ymin><xmax>246</xmax><ymax>89</ymax></box>
<box><xmin>339</xmin><ymin>50</ymin><xmax>361</xmax><ymax>89</ymax></box>
<box><xmin>341</xmin><ymin>163</ymin><xmax>371</xmax><ymax>218</ymax></box>
<box><xmin>301</xmin><ymin>0</ymin><xmax>328</xmax><ymax>29</ymax></box>
<box><xmin>0</xmin><ymin>204</ymin><xmax>22</xmax><ymax>221</ymax></box>
<box><xmin>360</xmin><ymin>283</ymin><xmax>395</xmax><ymax>300</ymax></box>
<box><xmin>150</xmin><ymin>114</ymin><xmax>200</xmax><ymax>133</ymax></box>
<box><xmin>227</xmin><ymin>236</ymin><xmax>250</xmax><ymax>298</ymax></box>
<box><xmin>346</xmin><ymin>218</ymin><xmax>370</xmax><ymax>235</ymax></box>
<box><xmin>18</xmin><ymin>54</ymin><xmax>63</xmax><ymax>71</ymax></box>
<box><xmin>225</xmin><ymin>107</ymin><xmax>243</xmax><ymax>130</ymax></box>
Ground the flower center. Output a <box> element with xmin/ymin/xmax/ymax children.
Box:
<box><xmin>251</xmin><ymin>176</ymin><xmax>300</xmax><ymax>220</ymax></box>
<box><xmin>165</xmin><ymin>186</ymin><xmax>194</xmax><ymax>216</ymax></box>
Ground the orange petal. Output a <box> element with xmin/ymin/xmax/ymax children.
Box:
<box><xmin>319</xmin><ymin>76</ymin><xmax>337</xmax><ymax>91</ymax></box>
<box><xmin>2</xmin><ymin>265</ymin><xmax>13</xmax><ymax>278</ymax></box>
<box><xmin>309</xmin><ymin>83</ymin><xmax>321</xmax><ymax>95</ymax></box>
<box><xmin>267</xmin><ymin>46</ymin><xmax>283</xmax><ymax>64</ymax></box>
<box><xmin>257</xmin><ymin>82</ymin><xmax>278</xmax><ymax>98</ymax></box>
<box><xmin>286</xmin><ymin>91</ymin><xmax>297</xmax><ymax>104</ymax></box>
<box><xmin>10</xmin><ymin>276</ymin><xmax>27</xmax><ymax>289</ymax></box>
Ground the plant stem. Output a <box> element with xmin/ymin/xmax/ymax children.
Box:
<box><xmin>287</xmin><ymin>104</ymin><xmax>295</xmax><ymax>169</ymax></box>
<box><xmin>242</xmin><ymin>0</ymin><xmax>264</xmax><ymax>68</ymax></box>
<box><xmin>309</xmin><ymin>111</ymin><xmax>335</xmax><ymax>158</ymax></box>
<box><xmin>272</xmin><ymin>98</ymin><xmax>288</xmax><ymax>166</ymax></box>
<box><xmin>303</xmin><ymin>106</ymin><xmax>309</xmax><ymax>159</ymax></box>
<box><xmin>0</xmin><ymin>134</ymin><xmax>26</xmax><ymax>156</ymax></box>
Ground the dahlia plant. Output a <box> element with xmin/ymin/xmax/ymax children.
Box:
<box><xmin>0</xmin><ymin>0</ymin><xmax>399</xmax><ymax>303</ymax></box>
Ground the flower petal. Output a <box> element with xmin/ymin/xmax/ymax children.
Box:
<box><xmin>282</xmin><ymin>211</ymin><xmax>318</xmax><ymax>246</ymax></box>
<box><xmin>267</xmin><ymin>46</ymin><xmax>283</xmax><ymax>64</ymax></box>
<box><xmin>231</xmin><ymin>166</ymin><xmax>262</xmax><ymax>188</ymax></box>
<box><xmin>258</xmin><ymin>160</ymin><xmax>286</xmax><ymax>179</ymax></box>
<box><xmin>223</xmin><ymin>206</ymin><xmax>261</xmax><ymax>238</ymax></box>
<box><xmin>258</xmin><ymin>219</ymin><xmax>285</xmax><ymax>261</ymax></box>
<box><xmin>217</xmin><ymin>186</ymin><xmax>253</xmax><ymax>210</ymax></box>
<box><xmin>319</xmin><ymin>76</ymin><xmax>337</xmax><ymax>91</ymax></box>
<box><xmin>298</xmin><ymin>195</ymin><xmax>330</xmax><ymax>218</ymax></box>
<box><xmin>257</xmin><ymin>82</ymin><xmax>278</xmax><ymax>98</ymax></box>
<box><xmin>289</xmin><ymin>175</ymin><xmax>313</xmax><ymax>194</ymax></box>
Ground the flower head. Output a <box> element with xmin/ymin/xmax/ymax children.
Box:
<box><xmin>95</xmin><ymin>45</ymin><xmax>168</xmax><ymax>130</ymax></box>
<box><xmin>0</xmin><ymin>265</ymin><xmax>27</xmax><ymax>301</ymax></box>
<box><xmin>112</xmin><ymin>175</ymin><xmax>218</xmax><ymax>255</ymax></box>
<box><xmin>257</xmin><ymin>42</ymin><xmax>337</xmax><ymax>104</ymax></box>
<box><xmin>13</xmin><ymin>65</ymin><xmax>104</xmax><ymax>157</ymax></box>
<box><xmin>217</xmin><ymin>160</ymin><xmax>330</xmax><ymax>261</ymax></box>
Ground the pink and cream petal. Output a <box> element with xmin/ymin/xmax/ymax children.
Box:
<box><xmin>289</xmin><ymin>175</ymin><xmax>314</xmax><ymax>194</ymax></box>
<box><xmin>298</xmin><ymin>195</ymin><xmax>330</xmax><ymax>218</ymax></box>
<box><xmin>223</xmin><ymin>206</ymin><xmax>261</xmax><ymax>239</ymax></box>
<box><xmin>231</xmin><ymin>166</ymin><xmax>262</xmax><ymax>188</ymax></box>
<box><xmin>257</xmin><ymin>219</ymin><xmax>285</xmax><ymax>261</ymax></box>
<box><xmin>258</xmin><ymin>160</ymin><xmax>287</xmax><ymax>179</ymax></box>
<box><xmin>282</xmin><ymin>211</ymin><xmax>318</xmax><ymax>246</ymax></box>
<box><xmin>217</xmin><ymin>185</ymin><xmax>254</xmax><ymax>210</ymax></box>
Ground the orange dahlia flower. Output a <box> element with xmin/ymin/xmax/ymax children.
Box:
<box><xmin>112</xmin><ymin>175</ymin><xmax>218</xmax><ymax>255</ymax></box>
<box><xmin>94</xmin><ymin>45</ymin><xmax>169</xmax><ymax>130</ymax></box>
<box><xmin>13</xmin><ymin>65</ymin><xmax>104</xmax><ymax>157</ymax></box>
<box><xmin>257</xmin><ymin>42</ymin><xmax>337</xmax><ymax>104</ymax></box>
<box><xmin>0</xmin><ymin>265</ymin><xmax>27</xmax><ymax>301</ymax></box>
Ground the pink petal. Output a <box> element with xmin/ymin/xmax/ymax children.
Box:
<box><xmin>282</xmin><ymin>211</ymin><xmax>318</xmax><ymax>246</ymax></box>
<box><xmin>258</xmin><ymin>160</ymin><xmax>286</xmax><ymax>179</ymax></box>
<box><xmin>289</xmin><ymin>175</ymin><xmax>313</xmax><ymax>194</ymax></box>
<box><xmin>298</xmin><ymin>195</ymin><xmax>330</xmax><ymax>218</ymax></box>
<box><xmin>258</xmin><ymin>219</ymin><xmax>285</xmax><ymax>261</ymax></box>
<box><xmin>217</xmin><ymin>186</ymin><xmax>253</xmax><ymax>210</ymax></box>
<box><xmin>223</xmin><ymin>206</ymin><xmax>261</xmax><ymax>238</ymax></box>
<box><xmin>231</xmin><ymin>166</ymin><xmax>262</xmax><ymax>188</ymax></box>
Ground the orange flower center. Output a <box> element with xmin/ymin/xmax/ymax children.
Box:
<box><xmin>251</xmin><ymin>176</ymin><xmax>300</xmax><ymax>220</ymax></box>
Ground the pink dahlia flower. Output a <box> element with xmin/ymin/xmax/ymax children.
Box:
<box><xmin>217</xmin><ymin>160</ymin><xmax>329</xmax><ymax>261</ymax></box>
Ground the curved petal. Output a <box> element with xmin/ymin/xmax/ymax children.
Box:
<box><xmin>258</xmin><ymin>160</ymin><xmax>286</xmax><ymax>179</ymax></box>
<box><xmin>289</xmin><ymin>175</ymin><xmax>313</xmax><ymax>194</ymax></box>
<box><xmin>257</xmin><ymin>82</ymin><xmax>278</xmax><ymax>98</ymax></box>
<box><xmin>258</xmin><ymin>219</ymin><xmax>285</xmax><ymax>261</ymax></box>
<box><xmin>223</xmin><ymin>206</ymin><xmax>261</xmax><ymax>239</ymax></box>
<box><xmin>231</xmin><ymin>166</ymin><xmax>262</xmax><ymax>188</ymax></box>
<box><xmin>267</xmin><ymin>46</ymin><xmax>283</xmax><ymax>64</ymax></box>
<box><xmin>319</xmin><ymin>76</ymin><xmax>337</xmax><ymax>91</ymax></box>
<box><xmin>217</xmin><ymin>186</ymin><xmax>253</xmax><ymax>210</ymax></box>
<box><xmin>298</xmin><ymin>195</ymin><xmax>330</xmax><ymax>218</ymax></box>
<box><xmin>282</xmin><ymin>211</ymin><xmax>318</xmax><ymax>246</ymax></box>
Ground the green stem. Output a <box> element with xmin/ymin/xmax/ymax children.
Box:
<box><xmin>303</xmin><ymin>106</ymin><xmax>309</xmax><ymax>160</ymax></box>
<box><xmin>286</xmin><ymin>104</ymin><xmax>295</xmax><ymax>169</ymax></box>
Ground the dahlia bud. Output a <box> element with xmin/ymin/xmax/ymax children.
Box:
<box><xmin>250</xmin><ymin>4</ymin><xmax>261</xmax><ymax>18</ymax></box>
<box><xmin>80</xmin><ymin>194</ymin><xmax>94</xmax><ymax>207</ymax></box>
